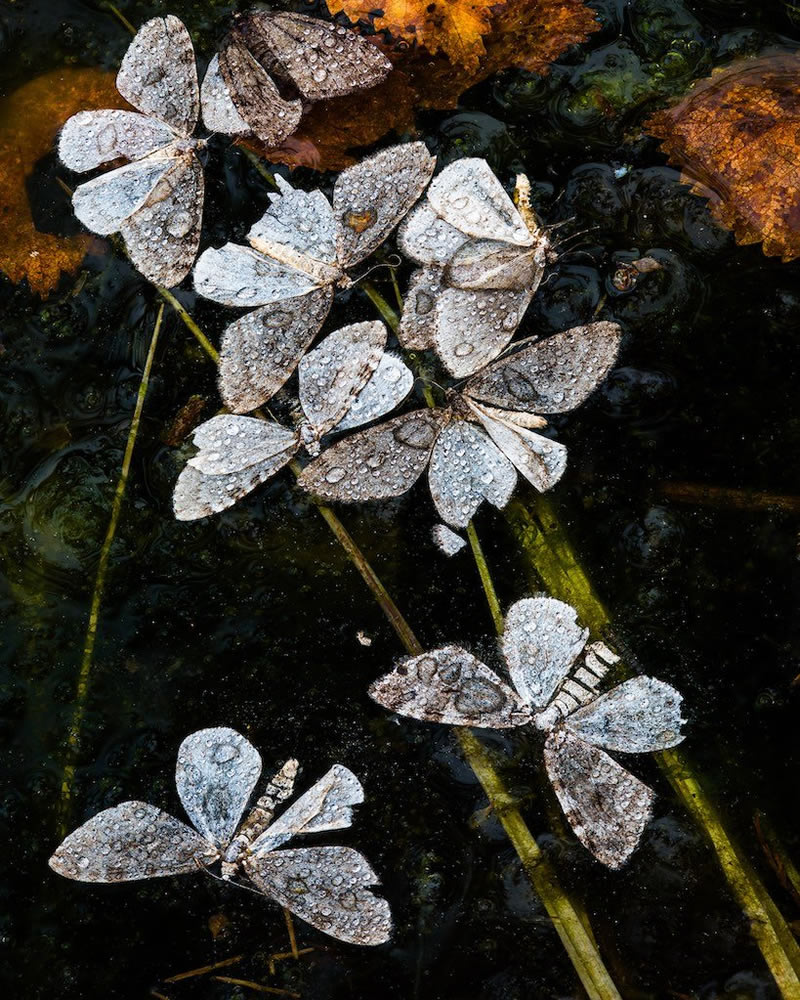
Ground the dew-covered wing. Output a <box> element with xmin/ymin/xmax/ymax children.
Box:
<box><xmin>446</xmin><ymin>240</ymin><xmax>545</xmax><ymax>293</ymax></box>
<box><xmin>432</xmin><ymin>523</ymin><xmax>466</xmax><ymax>556</ymax></box>
<box><xmin>193</xmin><ymin>243</ymin><xmax>320</xmax><ymax>308</ymax></box>
<box><xmin>565</xmin><ymin>677</ymin><xmax>685</xmax><ymax>754</ymax></box>
<box><xmin>333</xmin><ymin>142</ymin><xmax>436</xmax><ymax>268</ymax></box>
<box><xmin>426</xmin><ymin>159</ymin><xmax>533</xmax><ymax>246</ymax></box>
<box><xmin>434</xmin><ymin>287</ymin><xmax>533</xmax><ymax>378</ymax></box>
<box><xmin>173</xmin><ymin>455</ymin><xmax>296</xmax><ymax>521</ymax></box>
<box><xmin>369</xmin><ymin>645</ymin><xmax>533</xmax><ymax>728</ymax></box>
<box><xmin>219</xmin><ymin>288</ymin><xmax>333</xmax><ymax>413</ymax></box>
<box><xmin>396</xmin><ymin>268</ymin><xmax>442</xmax><ymax>351</ymax></box>
<box><xmin>175</xmin><ymin>727</ymin><xmax>262</xmax><ymax>849</ymax></box>
<box><xmin>472</xmin><ymin>403</ymin><xmax>568</xmax><ymax>493</ymax></box>
<box><xmin>236</xmin><ymin>10</ymin><xmax>392</xmax><ymax>101</ymax></box>
<box><xmin>464</xmin><ymin>322</ymin><xmax>622</xmax><ymax>414</ymax></box>
<box><xmin>188</xmin><ymin>416</ymin><xmax>299</xmax><ymax>476</ymax></box>
<box><xmin>428</xmin><ymin>419</ymin><xmax>516</xmax><ymax>529</ymax></box>
<box><xmin>49</xmin><ymin>801</ymin><xmax>218</xmax><ymax>882</ymax></box>
<box><xmin>334</xmin><ymin>352</ymin><xmax>414</xmax><ymax>433</ymax></box>
<box><xmin>219</xmin><ymin>38</ymin><xmax>302</xmax><ymax>147</ymax></box>
<box><xmin>72</xmin><ymin>155</ymin><xmax>173</xmax><ymax>236</ymax></box>
<box><xmin>397</xmin><ymin>203</ymin><xmax>469</xmax><ymax>266</ymax></box>
<box><xmin>200</xmin><ymin>54</ymin><xmax>251</xmax><ymax>136</ymax></box>
<box><xmin>59</xmin><ymin>110</ymin><xmax>175</xmax><ymax>173</ymax></box>
<box><xmin>544</xmin><ymin>728</ymin><xmax>655</xmax><ymax>868</ymax></box>
<box><xmin>244</xmin><ymin>846</ymin><xmax>392</xmax><ymax>945</ymax></box>
<box><xmin>116</xmin><ymin>16</ymin><xmax>199</xmax><ymax>137</ymax></box>
<box><xmin>502</xmin><ymin>597</ymin><xmax>588</xmax><ymax>711</ymax></box>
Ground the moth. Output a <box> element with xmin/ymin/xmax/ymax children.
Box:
<box><xmin>193</xmin><ymin>141</ymin><xmax>435</xmax><ymax>414</ymax></box>
<box><xmin>173</xmin><ymin>319</ymin><xmax>413</xmax><ymax>521</ymax></box>
<box><xmin>397</xmin><ymin>159</ymin><xmax>555</xmax><ymax>377</ymax></box>
<box><xmin>215</xmin><ymin>9</ymin><xmax>393</xmax><ymax>146</ymax></box>
<box><xmin>50</xmin><ymin>727</ymin><xmax>392</xmax><ymax>946</ymax></box>
<box><xmin>298</xmin><ymin>321</ymin><xmax>621</xmax><ymax>529</ymax></box>
<box><xmin>58</xmin><ymin>16</ymin><xmax>241</xmax><ymax>287</ymax></box>
<box><xmin>369</xmin><ymin>597</ymin><xmax>686</xmax><ymax>868</ymax></box>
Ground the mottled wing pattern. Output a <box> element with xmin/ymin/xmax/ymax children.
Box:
<box><xmin>446</xmin><ymin>240</ymin><xmax>545</xmax><ymax>292</ymax></box>
<box><xmin>333</xmin><ymin>142</ymin><xmax>436</xmax><ymax>268</ymax></box>
<box><xmin>193</xmin><ymin>243</ymin><xmax>320</xmax><ymax>308</ymax></box>
<box><xmin>244</xmin><ymin>846</ymin><xmax>392</xmax><ymax>945</ymax></box>
<box><xmin>565</xmin><ymin>677</ymin><xmax>685</xmax><ymax>754</ymax></box>
<box><xmin>188</xmin><ymin>416</ymin><xmax>299</xmax><ymax>476</ymax></box>
<box><xmin>369</xmin><ymin>645</ymin><xmax>533</xmax><ymax>728</ymax></box>
<box><xmin>175</xmin><ymin>727</ymin><xmax>262</xmax><ymax>849</ymax></box>
<box><xmin>59</xmin><ymin>110</ymin><xmax>175</xmax><ymax>172</ymax></box>
<box><xmin>248</xmin><ymin>176</ymin><xmax>341</xmax><ymax>275</ymax></box>
<box><xmin>502</xmin><ymin>597</ymin><xmax>589</xmax><ymax>711</ymax></box>
<box><xmin>397</xmin><ymin>203</ymin><xmax>469</xmax><ymax>266</ymax></box>
<box><xmin>219</xmin><ymin>38</ymin><xmax>302</xmax><ymax>147</ymax></box>
<box><xmin>219</xmin><ymin>288</ymin><xmax>334</xmax><ymax>413</ymax></box>
<box><xmin>116</xmin><ymin>16</ymin><xmax>199</xmax><ymax>137</ymax></box>
<box><xmin>298</xmin><ymin>409</ymin><xmax>446</xmax><ymax>502</ymax></box>
<box><xmin>472</xmin><ymin>403</ymin><xmax>568</xmax><ymax>493</ymax></box>
<box><xmin>396</xmin><ymin>268</ymin><xmax>443</xmax><ymax>351</ymax></box>
<box><xmin>71</xmin><ymin>155</ymin><xmax>172</xmax><ymax>236</ymax></box>
<box><xmin>464</xmin><ymin>322</ymin><xmax>622</xmax><ymax>414</ymax></box>
<box><xmin>200</xmin><ymin>54</ymin><xmax>251</xmax><ymax>136</ymax></box>
<box><xmin>432</xmin><ymin>523</ymin><xmax>467</xmax><ymax>556</ymax></box>
<box><xmin>434</xmin><ymin>288</ymin><xmax>533</xmax><ymax>378</ymax></box>
<box><xmin>544</xmin><ymin>728</ymin><xmax>655</xmax><ymax>869</ymax></box>
<box><xmin>428</xmin><ymin>419</ymin><xmax>516</xmax><ymax>528</ymax></box>
<box><xmin>49</xmin><ymin>801</ymin><xmax>218</xmax><ymax>882</ymax></box>
<box><xmin>334</xmin><ymin>353</ymin><xmax>414</xmax><ymax>433</ymax></box>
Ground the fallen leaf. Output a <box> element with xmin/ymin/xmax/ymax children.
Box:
<box><xmin>0</xmin><ymin>68</ymin><xmax>123</xmax><ymax>296</ymax></box>
<box><xmin>646</xmin><ymin>52</ymin><xmax>800</xmax><ymax>262</ymax></box>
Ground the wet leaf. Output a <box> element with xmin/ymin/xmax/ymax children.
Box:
<box><xmin>0</xmin><ymin>68</ymin><xmax>122</xmax><ymax>295</ymax></box>
<box><xmin>646</xmin><ymin>53</ymin><xmax>800</xmax><ymax>261</ymax></box>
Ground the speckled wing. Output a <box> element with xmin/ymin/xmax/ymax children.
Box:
<box><xmin>426</xmin><ymin>159</ymin><xmax>533</xmax><ymax>246</ymax></box>
<box><xmin>71</xmin><ymin>155</ymin><xmax>173</xmax><ymax>236</ymax></box>
<box><xmin>298</xmin><ymin>409</ymin><xmax>446</xmax><ymax>502</ymax></box>
<box><xmin>237</xmin><ymin>10</ymin><xmax>392</xmax><ymax>101</ymax></box>
<box><xmin>188</xmin><ymin>416</ymin><xmax>299</xmax><ymax>476</ymax></box>
<box><xmin>396</xmin><ymin>268</ymin><xmax>442</xmax><ymax>351</ymax></box>
<box><xmin>502</xmin><ymin>597</ymin><xmax>588</xmax><ymax>711</ymax></box>
<box><xmin>244</xmin><ymin>846</ymin><xmax>392</xmax><ymax>945</ymax></box>
<box><xmin>428</xmin><ymin>419</ymin><xmax>516</xmax><ymax>529</ymax></box>
<box><xmin>464</xmin><ymin>322</ymin><xmax>622</xmax><ymax>415</ymax></box>
<box><xmin>333</xmin><ymin>142</ymin><xmax>436</xmax><ymax>268</ymax></box>
<box><xmin>397</xmin><ymin>203</ymin><xmax>469</xmax><ymax>266</ymax></box>
<box><xmin>218</xmin><ymin>288</ymin><xmax>334</xmax><ymax>413</ymax></box>
<box><xmin>544</xmin><ymin>728</ymin><xmax>655</xmax><ymax>868</ymax></box>
<box><xmin>116</xmin><ymin>16</ymin><xmax>199</xmax><ymax>137</ymax></box>
<box><xmin>446</xmin><ymin>240</ymin><xmax>546</xmax><ymax>292</ymax></box>
<box><xmin>471</xmin><ymin>403</ymin><xmax>568</xmax><ymax>493</ymax></box>
<box><xmin>434</xmin><ymin>287</ymin><xmax>533</xmax><ymax>378</ymax></box>
<box><xmin>219</xmin><ymin>38</ymin><xmax>302</xmax><ymax>147</ymax></box>
<box><xmin>431</xmin><ymin>523</ymin><xmax>466</xmax><ymax>556</ymax></box>
<box><xmin>193</xmin><ymin>243</ymin><xmax>320</xmax><ymax>308</ymax></box>
<box><xmin>333</xmin><ymin>352</ymin><xmax>414</xmax><ymax>433</ymax></box>
<box><xmin>49</xmin><ymin>801</ymin><xmax>218</xmax><ymax>882</ymax></box>
<box><xmin>200</xmin><ymin>54</ymin><xmax>251</xmax><ymax>136</ymax></box>
<box><xmin>59</xmin><ymin>110</ymin><xmax>175</xmax><ymax>173</ymax></box>
<box><xmin>565</xmin><ymin>677</ymin><xmax>685</xmax><ymax>754</ymax></box>
<box><xmin>369</xmin><ymin>645</ymin><xmax>533</xmax><ymax>728</ymax></box>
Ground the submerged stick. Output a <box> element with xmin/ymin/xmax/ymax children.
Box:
<box><xmin>661</xmin><ymin>481</ymin><xmax>800</xmax><ymax>515</ymax></box>
<box><xmin>163</xmin><ymin>954</ymin><xmax>243</xmax><ymax>983</ymax></box>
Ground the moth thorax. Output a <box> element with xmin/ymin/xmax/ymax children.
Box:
<box><xmin>300</xmin><ymin>421</ymin><xmax>322</xmax><ymax>457</ymax></box>
<box><xmin>171</xmin><ymin>137</ymin><xmax>199</xmax><ymax>155</ymax></box>
<box><xmin>447</xmin><ymin>391</ymin><xmax>472</xmax><ymax>419</ymax></box>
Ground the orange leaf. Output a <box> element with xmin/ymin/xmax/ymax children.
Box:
<box><xmin>646</xmin><ymin>53</ymin><xmax>800</xmax><ymax>262</ymax></box>
<box><xmin>0</xmin><ymin>68</ymin><xmax>122</xmax><ymax>296</ymax></box>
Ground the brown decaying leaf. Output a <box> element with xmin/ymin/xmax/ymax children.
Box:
<box><xmin>646</xmin><ymin>52</ymin><xmax>800</xmax><ymax>262</ymax></box>
<box><xmin>0</xmin><ymin>68</ymin><xmax>124</xmax><ymax>295</ymax></box>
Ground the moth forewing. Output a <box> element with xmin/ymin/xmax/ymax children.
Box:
<box><xmin>218</xmin><ymin>38</ymin><xmax>302</xmax><ymax>147</ymax></box>
<box><xmin>200</xmin><ymin>55</ymin><xmax>252</xmax><ymax>137</ymax></box>
<box><xmin>433</xmin><ymin>287</ymin><xmax>533</xmax><ymax>378</ymax></box>
<box><xmin>333</xmin><ymin>353</ymin><xmax>414</xmax><ymax>434</ymax></box>
<box><xmin>396</xmin><ymin>268</ymin><xmax>444</xmax><ymax>351</ymax></box>
<box><xmin>71</xmin><ymin>155</ymin><xmax>174</xmax><ymax>236</ymax></box>
<box><xmin>445</xmin><ymin>240</ymin><xmax>546</xmax><ymax>292</ymax></box>
<box><xmin>58</xmin><ymin>110</ymin><xmax>175</xmax><ymax>173</ymax></box>
<box><xmin>470</xmin><ymin>403</ymin><xmax>568</xmax><ymax>493</ymax></box>
<box><xmin>193</xmin><ymin>243</ymin><xmax>320</xmax><ymax>308</ymax></box>
<box><xmin>188</xmin><ymin>417</ymin><xmax>299</xmax><ymax>477</ymax></box>
<box><xmin>397</xmin><ymin>203</ymin><xmax>469</xmax><ymax>267</ymax></box>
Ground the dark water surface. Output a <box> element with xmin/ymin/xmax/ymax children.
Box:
<box><xmin>3</xmin><ymin>1</ymin><xmax>800</xmax><ymax>997</ymax></box>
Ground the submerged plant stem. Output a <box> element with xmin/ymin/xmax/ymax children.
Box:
<box><xmin>157</xmin><ymin>286</ymin><xmax>220</xmax><ymax>363</ymax></box>
<box><xmin>58</xmin><ymin>304</ymin><xmax>165</xmax><ymax>829</ymax></box>
<box><xmin>466</xmin><ymin>521</ymin><xmax>504</xmax><ymax>635</ymax></box>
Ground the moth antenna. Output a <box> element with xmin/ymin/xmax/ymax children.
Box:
<box><xmin>195</xmin><ymin>859</ymin><xmax>266</xmax><ymax>899</ymax></box>
<box><xmin>350</xmin><ymin>257</ymin><xmax>402</xmax><ymax>285</ymax></box>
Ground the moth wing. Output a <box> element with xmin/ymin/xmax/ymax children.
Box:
<box><xmin>472</xmin><ymin>403</ymin><xmax>568</xmax><ymax>493</ymax></box>
<box><xmin>333</xmin><ymin>141</ymin><xmax>436</xmax><ymax>268</ymax></box>
<box><xmin>298</xmin><ymin>320</ymin><xmax>386</xmax><ymax>437</ymax></box>
<box><xmin>71</xmin><ymin>155</ymin><xmax>173</xmax><ymax>236</ymax></box>
<box><xmin>116</xmin><ymin>16</ymin><xmax>199</xmax><ymax>137</ymax></box>
<box><xmin>241</xmin><ymin>10</ymin><xmax>392</xmax><ymax>100</ymax></box>
<box><xmin>502</xmin><ymin>597</ymin><xmax>588</xmax><ymax>710</ymax></box>
<box><xmin>175</xmin><ymin>727</ymin><xmax>262</xmax><ymax>849</ymax></box>
<box><xmin>434</xmin><ymin>287</ymin><xmax>533</xmax><ymax>378</ymax></box>
<box><xmin>396</xmin><ymin>268</ymin><xmax>442</xmax><ymax>351</ymax></box>
<box><xmin>298</xmin><ymin>409</ymin><xmax>446</xmax><ymax>502</ymax></box>
<box><xmin>432</xmin><ymin>523</ymin><xmax>466</xmax><ymax>556</ymax></box>
<box><xmin>200</xmin><ymin>54</ymin><xmax>251</xmax><ymax>136</ymax></box>
<box><xmin>544</xmin><ymin>728</ymin><xmax>655</xmax><ymax>869</ymax></box>
<box><xmin>189</xmin><ymin>416</ymin><xmax>299</xmax><ymax>476</ymax></box>
<box><xmin>250</xmin><ymin>764</ymin><xmax>364</xmax><ymax>854</ymax></box>
<box><xmin>219</xmin><ymin>38</ymin><xmax>302</xmax><ymax>147</ymax></box>
<box><xmin>58</xmin><ymin>110</ymin><xmax>175</xmax><ymax>173</ymax></box>
<box><xmin>193</xmin><ymin>243</ymin><xmax>320</xmax><ymax>308</ymax></box>
<box><xmin>427</xmin><ymin>159</ymin><xmax>533</xmax><ymax>246</ymax></box>
<box><xmin>334</xmin><ymin>352</ymin><xmax>414</xmax><ymax>433</ymax></box>
<box><xmin>566</xmin><ymin>677</ymin><xmax>686</xmax><ymax>754</ymax></box>
<box><xmin>49</xmin><ymin>801</ymin><xmax>218</xmax><ymax>882</ymax></box>
<box><xmin>428</xmin><ymin>419</ymin><xmax>516</xmax><ymax>528</ymax></box>
<box><xmin>446</xmin><ymin>240</ymin><xmax>545</xmax><ymax>292</ymax></box>
<box><xmin>369</xmin><ymin>644</ymin><xmax>533</xmax><ymax>728</ymax></box>
<box><xmin>397</xmin><ymin>203</ymin><xmax>469</xmax><ymax>266</ymax></box>
<box><xmin>464</xmin><ymin>322</ymin><xmax>622</xmax><ymax>414</ymax></box>
<box><xmin>248</xmin><ymin>175</ymin><xmax>341</xmax><ymax>274</ymax></box>
<box><xmin>118</xmin><ymin>150</ymin><xmax>203</xmax><ymax>287</ymax></box>
<box><xmin>219</xmin><ymin>288</ymin><xmax>333</xmax><ymax>413</ymax></box>
<box><xmin>243</xmin><ymin>846</ymin><xmax>392</xmax><ymax>945</ymax></box>
<box><xmin>173</xmin><ymin>454</ymin><xmax>297</xmax><ymax>521</ymax></box>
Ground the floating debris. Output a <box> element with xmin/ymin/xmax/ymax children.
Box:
<box><xmin>432</xmin><ymin>524</ymin><xmax>467</xmax><ymax>556</ymax></box>
<box><xmin>610</xmin><ymin>256</ymin><xmax>662</xmax><ymax>293</ymax></box>
<box><xmin>369</xmin><ymin>597</ymin><xmax>686</xmax><ymax>868</ymax></box>
<box><xmin>50</xmin><ymin>727</ymin><xmax>392</xmax><ymax>946</ymax></box>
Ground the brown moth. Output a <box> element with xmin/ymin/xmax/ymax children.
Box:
<box><xmin>369</xmin><ymin>597</ymin><xmax>686</xmax><ymax>868</ymax></box>
<box><xmin>50</xmin><ymin>727</ymin><xmax>392</xmax><ymax>946</ymax></box>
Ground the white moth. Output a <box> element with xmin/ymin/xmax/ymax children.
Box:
<box><xmin>298</xmin><ymin>321</ymin><xmax>621</xmax><ymax>529</ymax></box>
<box><xmin>397</xmin><ymin>158</ymin><xmax>555</xmax><ymax>377</ymax></box>
<box><xmin>50</xmin><ymin>727</ymin><xmax>392</xmax><ymax>946</ymax></box>
<box><xmin>369</xmin><ymin>597</ymin><xmax>686</xmax><ymax>869</ymax></box>
<box><xmin>173</xmin><ymin>319</ymin><xmax>413</xmax><ymax>521</ymax></box>
<box><xmin>193</xmin><ymin>141</ymin><xmax>435</xmax><ymax>414</ymax></box>
<box><xmin>58</xmin><ymin>16</ymin><xmax>233</xmax><ymax>287</ymax></box>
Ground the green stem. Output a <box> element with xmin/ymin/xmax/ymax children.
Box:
<box><xmin>362</xmin><ymin>281</ymin><xmax>401</xmax><ymax>332</ymax></box>
<box><xmin>157</xmin><ymin>286</ymin><xmax>220</xmax><ymax>363</ymax></box>
<box><xmin>58</xmin><ymin>303</ymin><xmax>166</xmax><ymax>829</ymax></box>
<box><xmin>466</xmin><ymin>521</ymin><xmax>504</xmax><ymax>635</ymax></box>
